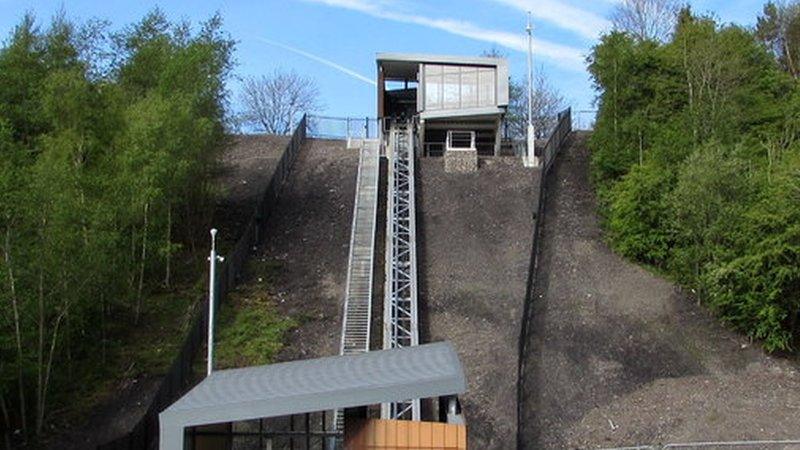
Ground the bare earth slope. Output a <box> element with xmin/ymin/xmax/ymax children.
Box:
<box><xmin>214</xmin><ymin>134</ymin><xmax>290</xmax><ymax>244</ymax></box>
<box><xmin>260</xmin><ymin>138</ymin><xmax>358</xmax><ymax>362</ymax></box>
<box><xmin>519</xmin><ymin>133</ymin><xmax>800</xmax><ymax>449</ymax></box>
<box><xmin>417</xmin><ymin>157</ymin><xmax>539</xmax><ymax>450</ymax></box>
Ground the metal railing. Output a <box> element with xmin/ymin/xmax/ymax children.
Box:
<box><xmin>97</xmin><ymin>116</ymin><xmax>309</xmax><ymax>450</ymax></box>
<box><xmin>516</xmin><ymin>107</ymin><xmax>572</xmax><ymax>449</ymax></box>
<box><xmin>540</xmin><ymin>108</ymin><xmax>572</xmax><ymax>174</ymax></box>
<box><xmin>307</xmin><ymin>114</ymin><xmax>381</xmax><ymax>140</ymax></box>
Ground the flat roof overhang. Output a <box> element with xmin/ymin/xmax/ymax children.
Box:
<box><xmin>159</xmin><ymin>342</ymin><xmax>466</xmax><ymax>449</ymax></box>
<box><xmin>420</xmin><ymin>106</ymin><xmax>506</xmax><ymax>122</ymax></box>
<box><xmin>377</xmin><ymin>52</ymin><xmax>506</xmax><ymax>80</ymax></box>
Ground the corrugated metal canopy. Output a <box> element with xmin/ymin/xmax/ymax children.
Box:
<box><xmin>159</xmin><ymin>342</ymin><xmax>465</xmax><ymax>449</ymax></box>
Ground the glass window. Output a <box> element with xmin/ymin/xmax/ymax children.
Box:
<box><xmin>423</xmin><ymin>64</ymin><xmax>496</xmax><ymax>111</ymax></box>
<box><xmin>426</xmin><ymin>64</ymin><xmax>442</xmax><ymax>76</ymax></box>
<box><xmin>443</xmin><ymin>71</ymin><xmax>460</xmax><ymax>109</ymax></box>
<box><xmin>424</xmin><ymin>65</ymin><xmax>442</xmax><ymax>110</ymax></box>
<box><xmin>479</xmin><ymin>68</ymin><xmax>495</xmax><ymax>107</ymax></box>
<box><xmin>461</xmin><ymin>69</ymin><xmax>478</xmax><ymax>108</ymax></box>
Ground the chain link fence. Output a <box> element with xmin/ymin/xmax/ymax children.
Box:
<box><xmin>307</xmin><ymin>114</ymin><xmax>381</xmax><ymax>140</ymax></box>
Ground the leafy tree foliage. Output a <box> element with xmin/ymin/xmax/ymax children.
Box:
<box><xmin>589</xmin><ymin>5</ymin><xmax>800</xmax><ymax>352</ymax></box>
<box><xmin>757</xmin><ymin>1</ymin><xmax>800</xmax><ymax>78</ymax></box>
<box><xmin>0</xmin><ymin>9</ymin><xmax>234</xmax><ymax>440</ymax></box>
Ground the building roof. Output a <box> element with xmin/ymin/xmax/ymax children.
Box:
<box><xmin>377</xmin><ymin>52</ymin><xmax>507</xmax><ymax>80</ymax></box>
<box><xmin>159</xmin><ymin>342</ymin><xmax>466</xmax><ymax>449</ymax></box>
<box><xmin>377</xmin><ymin>52</ymin><xmax>505</xmax><ymax>66</ymax></box>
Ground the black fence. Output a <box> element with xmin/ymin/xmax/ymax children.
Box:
<box><xmin>306</xmin><ymin>114</ymin><xmax>381</xmax><ymax>140</ymax></box>
<box><xmin>515</xmin><ymin>107</ymin><xmax>572</xmax><ymax>449</ymax></box>
<box><xmin>97</xmin><ymin>115</ymin><xmax>308</xmax><ymax>450</ymax></box>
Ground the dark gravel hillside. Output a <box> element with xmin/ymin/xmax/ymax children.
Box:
<box><xmin>417</xmin><ymin>157</ymin><xmax>539</xmax><ymax>450</ymax></box>
<box><xmin>519</xmin><ymin>133</ymin><xmax>800</xmax><ymax>449</ymax></box>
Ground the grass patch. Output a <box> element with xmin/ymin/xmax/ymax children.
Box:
<box><xmin>215</xmin><ymin>259</ymin><xmax>296</xmax><ymax>369</ymax></box>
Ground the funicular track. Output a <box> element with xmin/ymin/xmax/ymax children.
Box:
<box><xmin>336</xmin><ymin>141</ymin><xmax>380</xmax><ymax>431</ymax></box>
<box><xmin>381</xmin><ymin>121</ymin><xmax>421</xmax><ymax>421</ymax></box>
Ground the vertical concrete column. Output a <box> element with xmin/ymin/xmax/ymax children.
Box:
<box><xmin>377</xmin><ymin>65</ymin><xmax>385</xmax><ymax>118</ymax></box>
<box><xmin>494</xmin><ymin>117</ymin><xmax>502</xmax><ymax>156</ymax></box>
<box><xmin>418</xmin><ymin>119</ymin><xmax>426</xmax><ymax>156</ymax></box>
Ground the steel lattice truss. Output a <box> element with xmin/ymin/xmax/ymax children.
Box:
<box><xmin>382</xmin><ymin>122</ymin><xmax>421</xmax><ymax>421</ymax></box>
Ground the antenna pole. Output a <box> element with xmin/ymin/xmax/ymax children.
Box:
<box><xmin>526</xmin><ymin>11</ymin><xmax>538</xmax><ymax>167</ymax></box>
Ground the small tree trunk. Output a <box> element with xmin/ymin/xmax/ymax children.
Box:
<box><xmin>136</xmin><ymin>202</ymin><xmax>149</xmax><ymax>324</ymax></box>
<box><xmin>0</xmin><ymin>389</ymin><xmax>10</xmax><ymax>450</ymax></box>
<box><xmin>101</xmin><ymin>292</ymin><xmax>107</xmax><ymax>365</ymax></box>
<box><xmin>3</xmin><ymin>227</ymin><xmax>27</xmax><ymax>438</ymax></box>
<box><xmin>783</xmin><ymin>39</ymin><xmax>798</xmax><ymax>79</ymax></box>
<box><xmin>164</xmin><ymin>203</ymin><xmax>172</xmax><ymax>289</ymax></box>
<box><xmin>639</xmin><ymin>128</ymin><xmax>643</xmax><ymax>166</ymax></box>
<box><xmin>36</xmin><ymin>305</ymin><xmax>65</xmax><ymax>435</ymax></box>
<box><xmin>36</xmin><ymin>271</ymin><xmax>44</xmax><ymax>435</ymax></box>
<box><xmin>63</xmin><ymin>274</ymin><xmax>72</xmax><ymax>381</ymax></box>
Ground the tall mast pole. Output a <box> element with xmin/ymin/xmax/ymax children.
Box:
<box><xmin>526</xmin><ymin>11</ymin><xmax>537</xmax><ymax>166</ymax></box>
<box><xmin>207</xmin><ymin>228</ymin><xmax>224</xmax><ymax>376</ymax></box>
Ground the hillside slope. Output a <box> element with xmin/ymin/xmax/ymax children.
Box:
<box><xmin>519</xmin><ymin>133</ymin><xmax>800</xmax><ymax>449</ymax></box>
<box><xmin>417</xmin><ymin>157</ymin><xmax>539</xmax><ymax>450</ymax></box>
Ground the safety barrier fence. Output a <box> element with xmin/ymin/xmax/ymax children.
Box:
<box><xmin>516</xmin><ymin>107</ymin><xmax>572</xmax><ymax>449</ymax></box>
<box><xmin>96</xmin><ymin>115</ymin><xmax>308</xmax><ymax>450</ymax></box>
<box><xmin>307</xmin><ymin>114</ymin><xmax>381</xmax><ymax>140</ymax></box>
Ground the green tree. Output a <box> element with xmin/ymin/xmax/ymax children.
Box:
<box><xmin>0</xmin><ymin>9</ymin><xmax>234</xmax><ymax>440</ymax></box>
<box><xmin>588</xmin><ymin>5</ymin><xmax>800</xmax><ymax>351</ymax></box>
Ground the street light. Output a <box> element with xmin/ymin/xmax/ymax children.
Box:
<box><xmin>525</xmin><ymin>11</ymin><xmax>538</xmax><ymax>167</ymax></box>
<box><xmin>207</xmin><ymin>228</ymin><xmax>224</xmax><ymax>376</ymax></box>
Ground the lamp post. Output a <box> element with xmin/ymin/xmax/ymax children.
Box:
<box><xmin>525</xmin><ymin>11</ymin><xmax>538</xmax><ymax>167</ymax></box>
<box><xmin>207</xmin><ymin>228</ymin><xmax>224</xmax><ymax>376</ymax></box>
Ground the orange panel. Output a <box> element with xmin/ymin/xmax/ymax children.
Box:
<box><xmin>386</xmin><ymin>419</ymin><xmax>398</xmax><ymax>447</ymax></box>
<box><xmin>458</xmin><ymin>425</ymin><xmax>467</xmax><ymax>449</ymax></box>
<box><xmin>444</xmin><ymin>424</ymin><xmax>458</xmax><ymax>448</ymax></box>
<box><xmin>419</xmin><ymin>421</ymin><xmax>432</xmax><ymax>448</ymax></box>
<box><xmin>409</xmin><ymin>420</ymin><xmax>421</xmax><ymax>447</ymax></box>
<box><xmin>431</xmin><ymin>423</ymin><xmax>445</xmax><ymax>448</ymax></box>
<box><xmin>397</xmin><ymin>420</ymin><xmax>410</xmax><ymax>447</ymax></box>
<box><xmin>375</xmin><ymin>419</ymin><xmax>386</xmax><ymax>447</ymax></box>
<box><xmin>344</xmin><ymin>419</ymin><xmax>467</xmax><ymax>450</ymax></box>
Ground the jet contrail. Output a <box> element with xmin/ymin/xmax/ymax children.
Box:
<box><xmin>255</xmin><ymin>37</ymin><xmax>376</xmax><ymax>86</ymax></box>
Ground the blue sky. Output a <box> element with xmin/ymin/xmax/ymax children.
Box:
<box><xmin>0</xmin><ymin>0</ymin><xmax>769</xmax><ymax>120</ymax></box>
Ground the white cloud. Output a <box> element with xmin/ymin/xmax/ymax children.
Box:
<box><xmin>301</xmin><ymin>0</ymin><xmax>586</xmax><ymax>71</ymax></box>
<box><xmin>255</xmin><ymin>37</ymin><xmax>376</xmax><ymax>86</ymax></box>
<box><xmin>491</xmin><ymin>0</ymin><xmax>612</xmax><ymax>40</ymax></box>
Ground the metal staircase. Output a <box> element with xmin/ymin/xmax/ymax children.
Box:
<box><xmin>381</xmin><ymin>121</ymin><xmax>421</xmax><ymax>421</ymax></box>
<box><xmin>339</xmin><ymin>141</ymin><xmax>380</xmax><ymax>356</ymax></box>
<box><xmin>335</xmin><ymin>140</ymin><xmax>380</xmax><ymax>432</ymax></box>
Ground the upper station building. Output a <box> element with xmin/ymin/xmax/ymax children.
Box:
<box><xmin>376</xmin><ymin>53</ymin><xmax>510</xmax><ymax>158</ymax></box>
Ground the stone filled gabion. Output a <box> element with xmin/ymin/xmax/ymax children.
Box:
<box><xmin>444</xmin><ymin>149</ymin><xmax>478</xmax><ymax>173</ymax></box>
